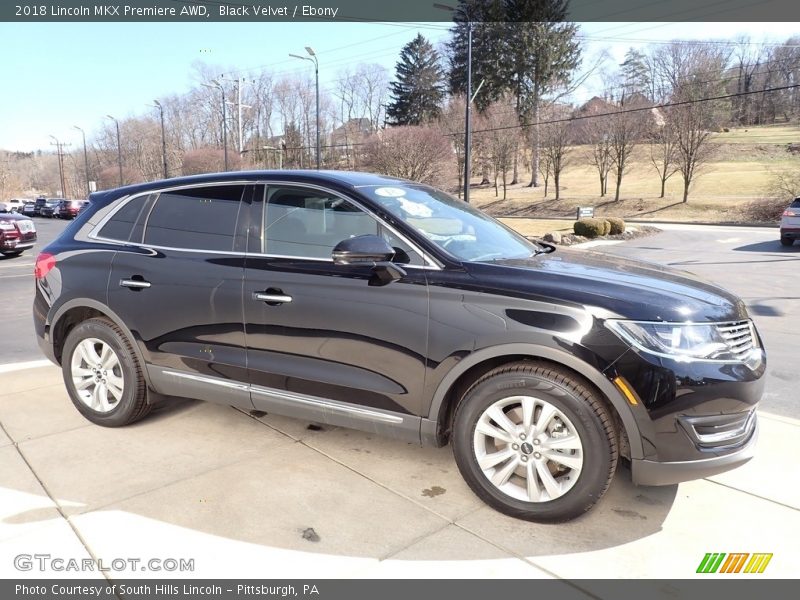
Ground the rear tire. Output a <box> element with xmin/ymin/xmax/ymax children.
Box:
<box><xmin>1</xmin><ymin>251</ymin><xmax>22</xmax><ymax>257</ymax></box>
<box><xmin>62</xmin><ymin>317</ymin><xmax>151</xmax><ymax>427</ymax></box>
<box><xmin>780</xmin><ymin>236</ymin><xmax>794</xmax><ymax>246</ymax></box>
<box><xmin>452</xmin><ymin>361</ymin><xmax>618</xmax><ymax>522</ymax></box>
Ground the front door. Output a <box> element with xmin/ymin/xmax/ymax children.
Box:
<box><xmin>243</xmin><ymin>184</ymin><xmax>430</xmax><ymax>436</ymax></box>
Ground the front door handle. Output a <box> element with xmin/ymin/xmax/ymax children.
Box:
<box><xmin>119</xmin><ymin>278</ymin><xmax>151</xmax><ymax>289</ymax></box>
<box><xmin>253</xmin><ymin>291</ymin><xmax>292</xmax><ymax>304</ymax></box>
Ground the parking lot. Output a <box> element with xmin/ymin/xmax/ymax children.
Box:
<box><xmin>1</xmin><ymin>218</ymin><xmax>798</xmax><ymax>581</ymax></box>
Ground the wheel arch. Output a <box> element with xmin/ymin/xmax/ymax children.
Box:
<box><xmin>50</xmin><ymin>299</ymin><xmax>151</xmax><ymax>388</ymax></box>
<box><xmin>424</xmin><ymin>344</ymin><xmax>644</xmax><ymax>460</ymax></box>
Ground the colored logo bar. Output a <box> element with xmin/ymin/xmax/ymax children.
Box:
<box><xmin>697</xmin><ymin>553</ymin><xmax>773</xmax><ymax>574</ymax></box>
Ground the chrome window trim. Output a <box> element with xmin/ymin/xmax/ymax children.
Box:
<box><xmin>88</xmin><ymin>179</ymin><xmax>442</xmax><ymax>270</ymax></box>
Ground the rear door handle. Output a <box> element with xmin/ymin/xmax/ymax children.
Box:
<box><xmin>253</xmin><ymin>291</ymin><xmax>292</xmax><ymax>304</ymax></box>
<box><xmin>120</xmin><ymin>278</ymin><xmax>151</xmax><ymax>289</ymax></box>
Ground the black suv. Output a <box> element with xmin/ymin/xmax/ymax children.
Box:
<box><xmin>33</xmin><ymin>171</ymin><xmax>765</xmax><ymax>522</ymax></box>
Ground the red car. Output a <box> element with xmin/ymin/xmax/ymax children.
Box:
<box><xmin>0</xmin><ymin>212</ymin><xmax>37</xmax><ymax>256</ymax></box>
<box><xmin>58</xmin><ymin>199</ymin><xmax>87</xmax><ymax>219</ymax></box>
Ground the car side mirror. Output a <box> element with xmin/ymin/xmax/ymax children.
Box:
<box><xmin>331</xmin><ymin>235</ymin><xmax>407</xmax><ymax>286</ymax></box>
<box><xmin>332</xmin><ymin>235</ymin><xmax>396</xmax><ymax>265</ymax></box>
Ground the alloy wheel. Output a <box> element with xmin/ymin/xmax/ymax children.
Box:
<box><xmin>473</xmin><ymin>395</ymin><xmax>584</xmax><ymax>502</ymax></box>
<box><xmin>70</xmin><ymin>338</ymin><xmax>125</xmax><ymax>413</ymax></box>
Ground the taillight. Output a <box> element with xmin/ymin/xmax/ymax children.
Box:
<box><xmin>34</xmin><ymin>252</ymin><xmax>56</xmax><ymax>279</ymax></box>
<box><xmin>784</xmin><ymin>209</ymin><xmax>798</xmax><ymax>217</ymax></box>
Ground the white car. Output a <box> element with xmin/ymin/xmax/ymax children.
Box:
<box><xmin>0</xmin><ymin>198</ymin><xmax>25</xmax><ymax>213</ymax></box>
<box><xmin>780</xmin><ymin>197</ymin><xmax>800</xmax><ymax>246</ymax></box>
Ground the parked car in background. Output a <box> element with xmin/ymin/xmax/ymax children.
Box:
<box><xmin>33</xmin><ymin>197</ymin><xmax>48</xmax><ymax>216</ymax></box>
<box><xmin>779</xmin><ymin>197</ymin><xmax>800</xmax><ymax>246</ymax></box>
<box><xmin>33</xmin><ymin>171</ymin><xmax>765</xmax><ymax>523</ymax></box>
<box><xmin>0</xmin><ymin>212</ymin><xmax>36</xmax><ymax>256</ymax></box>
<box><xmin>40</xmin><ymin>200</ymin><xmax>61</xmax><ymax>218</ymax></box>
<box><xmin>22</xmin><ymin>202</ymin><xmax>36</xmax><ymax>217</ymax></box>
<box><xmin>0</xmin><ymin>198</ymin><xmax>25</xmax><ymax>213</ymax></box>
<box><xmin>58</xmin><ymin>199</ymin><xmax>86</xmax><ymax>219</ymax></box>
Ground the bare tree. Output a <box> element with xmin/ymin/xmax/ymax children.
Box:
<box><xmin>609</xmin><ymin>95</ymin><xmax>648</xmax><ymax>201</ymax></box>
<box><xmin>648</xmin><ymin>108</ymin><xmax>680</xmax><ymax>198</ymax></box>
<box><xmin>583</xmin><ymin>114</ymin><xmax>614</xmax><ymax>197</ymax></box>
<box><xmin>365</xmin><ymin>126</ymin><xmax>452</xmax><ymax>186</ymax></box>
<box><xmin>438</xmin><ymin>95</ymin><xmax>467</xmax><ymax>197</ymax></box>
<box><xmin>483</xmin><ymin>99</ymin><xmax>519</xmax><ymax>199</ymax></box>
<box><xmin>539</xmin><ymin>107</ymin><xmax>573</xmax><ymax>200</ymax></box>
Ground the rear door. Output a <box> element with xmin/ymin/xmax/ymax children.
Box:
<box><xmin>105</xmin><ymin>183</ymin><xmax>253</xmax><ymax>409</ymax></box>
<box><xmin>242</xmin><ymin>183</ymin><xmax>430</xmax><ymax>434</ymax></box>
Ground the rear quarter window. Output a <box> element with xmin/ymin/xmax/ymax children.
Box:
<box><xmin>98</xmin><ymin>194</ymin><xmax>154</xmax><ymax>242</ymax></box>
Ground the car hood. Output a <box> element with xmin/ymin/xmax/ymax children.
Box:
<box><xmin>0</xmin><ymin>212</ymin><xmax>33</xmax><ymax>223</ymax></box>
<box><xmin>465</xmin><ymin>248</ymin><xmax>748</xmax><ymax>322</ymax></box>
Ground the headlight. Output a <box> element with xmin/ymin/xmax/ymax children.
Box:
<box><xmin>606</xmin><ymin>320</ymin><xmax>757</xmax><ymax>362</ymax></box>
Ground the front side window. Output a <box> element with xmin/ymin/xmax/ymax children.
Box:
<box><xmin>144</xmin><ymin>185</ymin><xmax>245</xmax><ymax>251</ymax></box>
<box><xmin>263</xmin><ymin>186</ymin><xmax>422</xmax><ymax>264</ymax></box>
<box><xmin>361</xmin><ymin>184</ymin><xmax>539</xmax><ymax>262</ymax></box>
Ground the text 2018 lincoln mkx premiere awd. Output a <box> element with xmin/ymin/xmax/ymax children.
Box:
<box><xmin>33</xmin><ymin>171</ymin><xmax>765</xmax><ymax>522</ymax></box>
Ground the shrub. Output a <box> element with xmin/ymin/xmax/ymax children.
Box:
<box><xmin>601</xmin><ymin>219</ymin><xmax>611</xmax><ymax>235</ymax></box>
<box><xmin>606</xmin><ymin>217</ymin><xmax>626</xmax><ymax>234</ymax></box>
<box><xmin>573</xmin><ymin>218</ymin><xmax>606</xmax><ymax>238</ymax></box>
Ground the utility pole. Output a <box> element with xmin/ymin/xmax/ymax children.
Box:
<box><xmin>48</xmin><ymin>135</ymin><xmax>71</xmax><ymax>197</ymax></box>
<box><xmin>105</xmin><ymin>115</ymin><xmax>123</xmax><ymax>186</ymax></box>
<box><xmin>150</xmin><ymin>100</ymin><xmax>168</xmax><ymax>178</ymax></box>
<box><xmin>72</xmin><ymin>126</ymin><xmax>90</xmax><ymax>196</ymax></box>
<box><xmin>435</xmin><ymin>3</ymin><xmax>473</xmax><ymax>202</ymax></box>
<box><xmin>202</xmin><ymin>80</ymin><xmax>228</xmax><ymax>170</ymax></box>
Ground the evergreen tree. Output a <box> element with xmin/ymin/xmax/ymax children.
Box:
<box><xmin>620</xmin><ymin>48</ymin><xmax>652</xmax><ymax>98</ymax></box>
<box><xmin>386</xmin><ymin>34</ymin><xmax>446</xmax><ymax>126</ymax></box>
<box><xmin>447</xmin><ymin>0</ymin><xmax>581</xmax><ymax>186</ymax></box>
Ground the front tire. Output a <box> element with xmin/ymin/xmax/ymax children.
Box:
<box><xmin>62</xmin><ymin>318</ymin><xmax>151</xmax><ymax>427</ymax></box>
<box><xmin>452</xmin><ymin>361</ymin><xmax>618</xmax><ymax>522</ymax></box>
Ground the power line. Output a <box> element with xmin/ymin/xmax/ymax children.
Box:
<box><xmin>444</xmin><ymin>84</ymin><xmax>800</xmax><ymax>137</ymax></box>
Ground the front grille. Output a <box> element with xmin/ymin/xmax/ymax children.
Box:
<box><xmin>716</xmin><ymin>320</ymin><xmax>756</xmax><ymax>361</ymax></box>
<box><xmin>679</xmin><ymin>410</ymin><xmax>757</xmax><ymax>450</ymax></box>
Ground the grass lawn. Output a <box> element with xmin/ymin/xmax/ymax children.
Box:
<box><xmin>470</xmin><ymin>124</ymin><xmax>800</xmax><ymax>224</ymax></box>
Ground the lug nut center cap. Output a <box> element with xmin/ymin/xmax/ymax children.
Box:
<box><xmin>520</xmin><ymin>442</ymin><xmax>534</xmax><ymax>455</ymax></box>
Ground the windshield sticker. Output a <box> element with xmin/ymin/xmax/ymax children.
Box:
<box><xmin>373</xmin><ymin>187</ymin><xmax>407</xmax><ymax>197</ymax></box>
<box><xmin>398</xmin><ymin>197</ymin><xmax>433</xmax><ymax>218</ymax></box>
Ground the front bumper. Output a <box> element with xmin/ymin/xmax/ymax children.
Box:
<box><xmin>631</xmin><ymin>416</ymin><xmax>758</xmax><ymax>485</ymax></box>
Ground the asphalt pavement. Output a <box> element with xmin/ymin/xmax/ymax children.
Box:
<box><xmin>1</xmin><ymin>216</ymin><xmax>66</xmax><ymax>364</ymax></box>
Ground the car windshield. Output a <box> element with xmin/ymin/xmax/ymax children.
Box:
<box><xmin>361</xmin><ymin>184</ymin><xmax>540</xmax><ymax>262</ymax></box>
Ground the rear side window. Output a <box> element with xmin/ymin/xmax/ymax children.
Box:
<box><xmin>98</xmin><ymin>194</ymin><xmax>153</xmax><ymax>242</ymax></box>
<box><xmin>791</xmin><ymin>198</ymin><xmax>800</xmax><ymax>208</ymax></box>
<box><xmin>144</xmin><ymin>185</ymin><xmax>245</xmax><ymax>252</ymax></box>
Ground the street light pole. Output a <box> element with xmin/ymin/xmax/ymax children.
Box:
<box><xmin>72</xmin><ymin>126</ymin><xmax>90</xmax><ymax>196</ymax></box>
<box><xmin>151</xmin><ymin>100</ymin><xmax>168</xmax><ymax>178</ymax></box>
<box><xmin>105</xmin><ymin>115</ymin><xmax>123</xmax><ymax>187</ymax></box>
<box><xmin>290</xmin><ymin>47</ymin><xmax>320</xmax><ymax>169</ymax></box>
<box><xmin>203</xmin><ymin>81</ymin><xmax>228</xmax><ymax>171</ymax></box>
<box><xmin>435</xmin><ymin>3</ymin><xmax>472</xmax><ymax>202</ymax></box>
